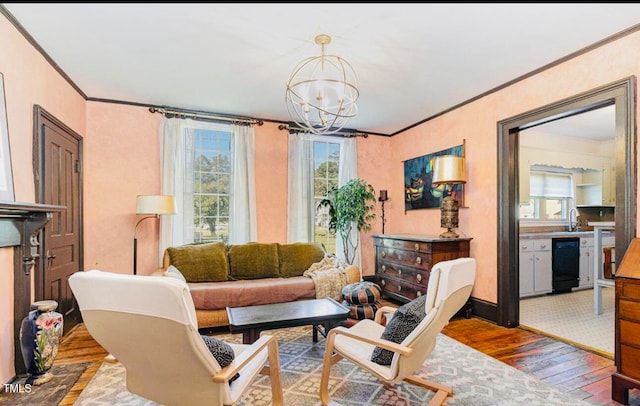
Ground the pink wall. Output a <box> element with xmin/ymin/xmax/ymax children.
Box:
<box><xmin>0</xmin><ymin>16</ymin><xmax>86</xmax><ymax>382</ymax></box>
<box><xmin>2</xmin><ymin>9</ymin><xmax>640</xmax><ymax>385</ymax></box>
<box><xmin>84</xmin><ymin>103</ymin><xmax>162</xmax><ymax>275</ymax></box>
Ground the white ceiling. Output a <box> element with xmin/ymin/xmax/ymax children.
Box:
<box><xmin>3</xmin><ymin>3</ymin><xmax>640</xmax><ymax>135</ymax></box>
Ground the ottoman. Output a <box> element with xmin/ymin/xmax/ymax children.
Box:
<box><xmin>341</xmin><ymin>281</ymin><xmax>382</xmax><ymax>322</ymax></box>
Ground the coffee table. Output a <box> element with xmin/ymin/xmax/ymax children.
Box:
<box><xmin>226</xmin><ymin>297</ymin><xmax>350</xmax><ymax>344</ymax></box>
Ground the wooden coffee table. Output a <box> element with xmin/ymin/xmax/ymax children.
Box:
<box><xmin>227</xmin><ymin>297</ymin><xmax>350</xmax><ymax>344</ymax></box>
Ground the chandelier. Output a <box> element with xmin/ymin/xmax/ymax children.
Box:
<box><xmin>285</xmin><ymin>34</ymin><xmax>359</xmax><ymax>134</ymax></box>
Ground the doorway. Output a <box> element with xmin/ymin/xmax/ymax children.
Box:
<box><xmin>517</xmin><ymin>105</ymin><xmax>617</xmax><ymax>355</ymax></box>
<box><xmin>33</xmin><ymin>105</ymin><xmax>83</xmax><ymax>335</ymax></box>
<box><xmin>496</xmin><ymin>77</ymin><xmax>637</xmax><ymax>328</ymax></box>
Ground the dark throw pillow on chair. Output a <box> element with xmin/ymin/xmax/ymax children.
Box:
<box><xmin>201</xmin><ymin>335</ymin><xmax>235</xmax><ymax>368</ymax></box>
<box><xmin>371</xmin><ymin>294</ymin><xmax>428</xmax><ymax>365</ymax></box>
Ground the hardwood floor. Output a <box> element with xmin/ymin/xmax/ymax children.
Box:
<box><xmin>53</xmin><ymin>315</ymin><xmax>630</xmax><ymax>405</ymax></box>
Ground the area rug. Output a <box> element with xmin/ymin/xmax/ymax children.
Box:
<box><xmin>74</xmin><ymin>326</ymin><xmax>592</xmax><ymax>405</ymax></box>
<box><xmin>0</xmin><ymin>362</ymin><xmax>89</xmax><ymax>406</ymax></box>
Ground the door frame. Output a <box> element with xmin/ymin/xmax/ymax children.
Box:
<box><xmin>32</xmin><ymin>105</ymin><xmax>84</xmax><ymax>301</ymax></box>
<box><xmin>496</xmin><ymin>77</ymin><xmax>636</xmax><ymax>327</ymax></box>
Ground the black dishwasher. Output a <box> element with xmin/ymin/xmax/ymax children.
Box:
<box><xmin>551</xmin><ymin>237</ymin><xmax>580</xmax><ymax>293</ymax></box>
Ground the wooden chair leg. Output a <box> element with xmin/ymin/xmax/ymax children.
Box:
<box><xmin>319</xmin><ymin>331</ymin><xmax>343</xmax><ymax>406</ymax></box>
<box><xmin>404</xmin><ymin>375</ymin><xmax>452</xmax><ymax>406</ymax></box>
<box><xmin>267</xmin><ymin>339</ymin><xmax>284</xmax><ymax>406</ymax></box>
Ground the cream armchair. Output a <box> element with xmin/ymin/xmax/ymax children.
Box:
<box><xmin>319</xmin><ymin>257</ymin><xmax>476</xmax><ymax>406</ymax></box>
<box><xmin>69</xmin><ymin>270</ymin><xmax>283</xmax><ymax>406</ymax></box>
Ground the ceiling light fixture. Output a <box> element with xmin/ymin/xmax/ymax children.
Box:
<box><xmin>285</xmin><ymin>34</ymin><xmax>359</xmax><ymax>134</ymax></box>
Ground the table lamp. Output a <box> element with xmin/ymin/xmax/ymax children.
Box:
<box><xmin>432</xmin><ymin>155</ymin><xmax>466</xmax><ymax>238</ymax></box>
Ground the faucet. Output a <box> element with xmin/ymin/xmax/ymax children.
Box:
<box><xmin>568</xmin><ymin>208</ymin><xmax>578</xmax><ymax>232</ymax></box>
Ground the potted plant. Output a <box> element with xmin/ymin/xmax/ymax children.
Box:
<box><xmin>317</xmin><ymin>178</ymin><xmax>376</xmax><ymax>264</ymax></box>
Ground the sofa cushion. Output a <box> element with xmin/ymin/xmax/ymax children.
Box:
<box><xmin>167</xmin><ymin>242</ymin><xmax>228</xmax><ymax>282</ymax></box>
<box><xmin>278</xmin><ymin>242</ymin><xmax>326</xmax><ymax>277</ymax></box>
<box><xmin>228</xmin><ymin>243</ymin><xmax>280</xmax><ymax>280</ymax></box>
<box><xmin>189</xmin><ymin>277</ymin><xmax>316</xmax><ymax>310</ymax></box>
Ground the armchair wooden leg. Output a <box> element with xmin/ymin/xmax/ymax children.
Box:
<box><xmin>319</xmin><ymin>331</ymin><xmax>343</xmax><ymax>406</ymax></box>
<box><xmin>267</xmin><ymin>339</ymin><xmax>284</xmax><ymax>406</ymax></box>
<box><xmin>404</xmin><ymin>375</ymin><xmax>452</xmax><ymax>406</ymax></box>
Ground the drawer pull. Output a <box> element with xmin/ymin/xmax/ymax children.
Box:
<box><xmin>414</xmin><ymin>243</ymin><xmax>419</xmax><ymax>251</ymax></box>
<box><xmin>381</xmin><ymin>251</ymin><xmax>386</xmax><ymax>258</ymax></box>
<box><xmin>398</xmin><ymin>285</ymin><xmax>402</xmax><ymax>291</ymax></box>
<box><xmin>521</xmin><ymin>245</ymin><xmax>528</xmax><ymax>250</ymax></box>
<box><xmin>397</xmin><ymin>269</ymin><xmax>402</xmax><ymax>276</ymax></box>
<box><xmin>417</xmin><ymin>291</ymin><xmax>422</xmax><ymax>297</ymax></box>
<box><xmin>416</xmin><ymin>256</ymin><xmax>422</xmax><ymax>264</ymax></box>
<box><xmin>416</xmin><ymin>274</ymin><xmax>422</xmax><ymax>282</ymax></box>
<box><xmin>381</xmin><ymin>280</ymin><xmax>386</xmax><ymax>286</ymax></box>
<box><xmin>381</xmin><ymin>265</ymin><xmax>386</xmax><ymax>272</ymax></box>
<box><xmin>540</xmin><ymin>244</ymin><xmax>547</xmax><ymax>249</ymax></box>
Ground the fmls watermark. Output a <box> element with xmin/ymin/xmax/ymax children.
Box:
<box><xmin>3</xmin><ymin>383</ymin><xmax>33</xmax><ymax>394</ymax></box>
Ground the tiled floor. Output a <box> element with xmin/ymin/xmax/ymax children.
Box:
<box><xmin>519</xmin><ymin>287</ymin><xmax>614</xmax><ymax>357</ymax></box>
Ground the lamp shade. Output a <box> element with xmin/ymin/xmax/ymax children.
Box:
<box><xmin>136</xmin><ymin>195</ymin><xmax>177</xmax><ymax>215</ymax></box>
<box><xmin>432</xmin><ymin>155</ymin><xmax>466</xmax><ymax>185</ymax></box>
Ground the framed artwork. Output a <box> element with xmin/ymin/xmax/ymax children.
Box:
<box><xmin>404</xmin><ymin>143</ymin><xmax>464</xmax><ymax>211</ymax></box>
<box><xmin>0</xmin><ymin>72</ymin><xmax>15</xmax><ymax>201</ymax></box>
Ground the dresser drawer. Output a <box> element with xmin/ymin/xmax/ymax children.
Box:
<box><xmin>378</xmin><ymin>262</ymin><xmax>428</xmax><ymax>287</ymax></box>
<box><xmin>374</xmin><ymin>237</ymin><xmax>470</xmax><ymax>254</ymax></box>
<box><xmin>377</xmin><ymin>276</ymin><xmax>424</xmax><ymax>302</ymax></box>
<box><xmin>377</xmin><ymin>248</ymin><xmax>432</xmax><ymax>271</ymax></box>
<box><xmin>620</xmin><ymin>280</ymin><xmax>640</xmax><ymax>301</ymax></box>
<box><xmin>619</xmin><ymin>299</ymin><xmax>640</xmax><ymax>322</ymax></box>
<box><xmin>620</xmin><ymin>344</ymin><xmax>640</xmax><ymax>380</ymax></box>
<box><xmin>620</xmin><ymin>319</ymin><xmax>640</xmax><ymax>344</ymax></box>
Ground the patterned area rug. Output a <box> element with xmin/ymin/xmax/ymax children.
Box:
<box><xmin>0</xmin><ymin>362</ymin><xmax>89</xmax><ymax>406</ymax></box>
<box><xmin>74</xmin><ymin>326</ymin><xmax>592</xmax><ymax>406</ymax></box>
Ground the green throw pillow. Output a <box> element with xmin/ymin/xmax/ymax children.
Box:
<box><xmin>167</xmin><ymin>243</ymin><xmax>229</xmax><ymax>282</ymax></box>
<box><xmin>228</xmin><ymin>243</ymin><xmax>280</xmax><ymax>280</ymax></box>
<box><xmin>278</xmin><ymin>243</ymin><xmax>326</xmax><ymax>277</ymax></box>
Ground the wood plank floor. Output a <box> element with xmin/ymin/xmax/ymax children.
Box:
<box><xmin>52</xmin><ymin>315</ymin><xmax>632</xmax><ymax>405</ymax></box>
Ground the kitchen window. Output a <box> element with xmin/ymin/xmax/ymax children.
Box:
<box><xmin>519</xmin><ymin>171</ymin><xmax>573</xmax><ymax>221</ymax></box>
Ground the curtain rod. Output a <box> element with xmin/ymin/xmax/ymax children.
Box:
<box><xmin>149</xmin><ymin>107</ymin><xmax>263</xmax><ymax>126</ymax></box>
<box><xmin>277</xmin><ymin>124</ymin><xmax>369</xmax><ymax>138</ymax></box>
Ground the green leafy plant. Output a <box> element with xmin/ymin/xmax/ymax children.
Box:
<box><xmin>317</xmin><ymin>178</ymin><xmax>376</xmax><ymax>264</ymax></box>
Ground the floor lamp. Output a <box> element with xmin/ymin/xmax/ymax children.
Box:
<box><xmin>133</xmin><ymin>195</ymin><xmax>176</xmax><ymax>275</ymax></box>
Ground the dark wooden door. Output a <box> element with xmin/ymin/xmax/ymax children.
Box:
<box><xmin>34</xmin><ymin>106</ymin><xmax>83</xmax><ymax>335</ymax></box>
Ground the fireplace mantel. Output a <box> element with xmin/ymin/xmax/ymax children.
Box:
<box><xmin>0</xmin><ymin>200</ymin><xmax>65</xmax><ymax>274</ymax></box>
<box><xmin>1</xmin><ymin>200</ymin><xmax>66</xmax><ymax>377</ymax></box>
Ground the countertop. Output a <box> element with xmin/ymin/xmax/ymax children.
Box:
<box><xmin>520</xmin><ymin>230</ymin><xmax>614</xmax><ymax>239</ymax></box>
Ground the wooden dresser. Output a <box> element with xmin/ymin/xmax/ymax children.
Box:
<box><xmin>612</xmin><ymin>238</ymin><xmax>640</xmax><ymax>405</ymax></box>
<box><xmin>373</xmin><ymin>234</ymin><xmax>472</xmax><ymax>304</ymax></box>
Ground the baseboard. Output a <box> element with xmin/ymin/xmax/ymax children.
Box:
<box><xmin>469</xmin><ymin>297</ymin><xmax>498</xmax><ymax>323</ymax></box>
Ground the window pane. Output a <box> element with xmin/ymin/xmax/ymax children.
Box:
<box><xmin>313</xmin><ymin>140</ymin><xmax>340</xmax><ymax>254</ymax></box>
<box><xmin>544</xmin><ymin>199</ymin><xmax>566</xmax><ymax>220</ymax></box>
<box><xmin>188</xmin><ymin>127</ymin><xmax>231</xmax><ymax>244</ymax></box>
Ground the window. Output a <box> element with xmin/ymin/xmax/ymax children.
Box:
<box><xmin>313</xmin><ymin>140</ymin><xmax>340</xmax><ymax>253</ymax></box>
<box><xmin>186</xmin><ymin>128</ymin><xmax>232</xmax><ymax>243</ymax></box>
<box><xmin>519</xmin><ymin>170</ymin><xmax>573</xmax><ymax>221</ymax></box>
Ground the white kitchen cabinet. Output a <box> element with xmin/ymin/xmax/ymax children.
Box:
<box><xmin>519</xmin><ymin>238</ymin><xmax>552</xmax><ymax>298</ymax></box>
<box><xmin>602</xmin><ymin>160</ymin><xmax>616</xmax><ymax>205</ymax></box>
<box><xmin>579</xmin><ymin>237</ymin><xmax>594</xmax><ymax>289</ymax></box>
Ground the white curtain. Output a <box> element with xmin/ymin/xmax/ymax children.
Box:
<box><xmin>336</xmin><ymin>137</ymin><xmax>358</xmax><ymax>267</ymax></box>
<box><xmin>229</xmin><ymin>124</ymin><xmax>257</xmax><ymax>244</ymax></box>
<box><xmin>159</xmin><ymin>118</ymin><xmax>257</xmax><ymax>264</ymax></box>
<box><xmin>287</xmin><ymin>132</ymin><xmax>315</xmax><ymax>242</ymax></box>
